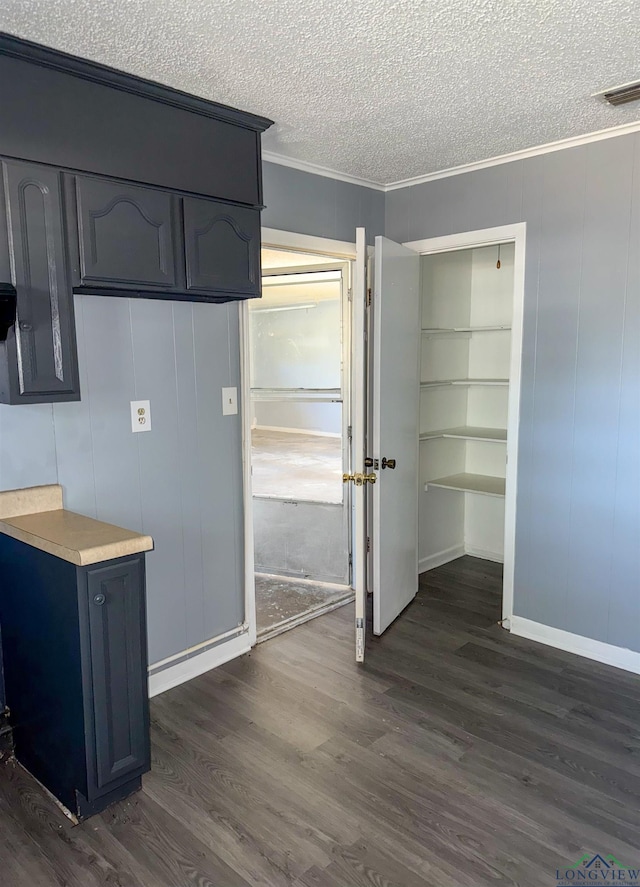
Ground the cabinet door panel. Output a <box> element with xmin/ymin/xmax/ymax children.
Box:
<box><xmin>74</xmin><ymin>176</ymin><xmax>179</xmax><ymax>289</ymax></box>
<box><xmin>184</xmin><ymin>197</ymin><xmax>260</xmax><ymax>297</ymax></box>
<box><xmin>84</xmin><ymin>557</ymin><xmax>150</xmax><ymax>796</ymax></box>
<box><xmin>0</xmin><ymin>174</ymin><xmax>10</xmax><ymax>285</ymax></box>
<box><xmin>2</xmin><ymin>160</ymin><xmax>79</xmax><ymax>401</ymax></box>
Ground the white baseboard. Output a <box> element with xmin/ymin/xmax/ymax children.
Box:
<box><xmin>419</xmin><ymin>544</ymin><xmax>465</xmax><ymax>573</ymax></box>
<box><xmin>464</xmin><ymin>545</ymin><xmax>504</xmax><ymax>563</ymax></box>
<box><xmin>510</xmin><ymin>616</ymin><xmax>640</xmax><ymax>676</ymax></box>
<box><xmin>148</xmin><ymin>631</ymin><xmax>251</xmax><ymax>697</ymax></box>
<box><xmin>252</xmin><ymin>424</ymin><xmax>341</xmax><ymax>438</ymax></box>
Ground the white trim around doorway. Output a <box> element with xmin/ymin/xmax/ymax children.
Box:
<box><xmin>404</xmin><ymin>222</ymin><xmax>527</xmax><ymax>630</ymax></box>
<box><xmin>262</xmin><ymin>228</ymin><xmax>357</xmax><ymax>260</ymax></box>
<box><xmin>242</xmin><ymin>229</ymin><xmax>357</xmax><ymax>646</ymax></box>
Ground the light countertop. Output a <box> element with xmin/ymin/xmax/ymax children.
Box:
<box><xmin>0</xmin><ymin>485</ymin><xmax>153</xmax><ymax>566</ymax></box>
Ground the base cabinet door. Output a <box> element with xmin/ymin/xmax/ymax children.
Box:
<box><xmin>183</xmin><ymin>196</ymin><xmax>260</xmax><ymax>298</ymax></box>
<box><xmin>1</xmin><ymin>160</ymin><xmax>80</xmax><ymax>403</ymax></box>
<box><xmin>69</xmin><ymin>175</ymin><xmax>182</xmax><ymax>291</ymax></box>
<box><xmin>80</xmin><ymin>555</ymin><xmax>150</xmax><ymax>800</ymax></box>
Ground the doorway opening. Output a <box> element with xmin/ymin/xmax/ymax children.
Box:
<box><xmin>416</xmin><ymin>236</ymin><xmax>521</xmax><ymax>623</ymax></box>
<box><xmin>248</xmin><ymin>246</ymin><xmax>354</xmax><ymax>641</ymax></box>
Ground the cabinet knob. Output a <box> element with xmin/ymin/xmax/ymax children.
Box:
<box><xmin>93</xmin><ymin>593</ymin><xmax>106</xmax><ymax>606</ymax></box>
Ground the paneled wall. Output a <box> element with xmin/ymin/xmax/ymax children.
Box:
<box><xmin>2</xmin><ymin>295</ymin><xmax>244</xmax><ymax>666</ymax></box>
<box><xmin>263</xmin><ymin>161</ymin><xmax>385</xmax><ymax>243</ymax></box>
<box><xmin>1</xmin><ymin>137</ymin><xmax>636</xmax><ymax>680</ymax></box>
<box><xmin>0</xmin><ymin>161</ymin><xmax>384</xmax><ymax>692</ymax></box>
<box><xmin>386</xmin><ymin>134</ymin><xmax>640</xmax><ymax>652</ymax></box>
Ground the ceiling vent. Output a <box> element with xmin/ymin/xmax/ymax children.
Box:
<box><xmin>594</xmin><ymin>80</ymin><xmax>640</xmax><ymax>107</ymax></box>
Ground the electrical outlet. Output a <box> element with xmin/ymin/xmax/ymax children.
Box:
<box><xmin>131</xmin><ymin>400</ymin><xmax>151</xmax><ymax>432</ymax></box>
<box><xmin>222</xmin><ymin>387</ymin><xmax>238</xmax><ymax>415</ymax></box>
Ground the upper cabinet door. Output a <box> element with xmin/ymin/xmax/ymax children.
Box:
<box><xmin>1</xmin><ymin>160</ymin><xmax>80</xmax><ymax>403</ymax></box>
<box><xmin>70</xmin><ymin>176</ymin><xmax>181</xmax><ymax>290</ymax></box>
<box><xmin>0</xmin><ymin>174</ymin><xmax>11</xmax><ymax>286</ymax></box>
<box><xmin>183</xmin><ymin>197</ymin><xmax>260</xmax><ymax>298</ymax></box>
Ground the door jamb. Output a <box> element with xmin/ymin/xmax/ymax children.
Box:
<box><xmin>241</xmin><ymin>228</ymin><xmax>357</xmax><ymax>646</ymax></box>
<box><xmin>403</xmin><ymin>222</ymin><xmax>526</xmax><ymax>630</ymax></box>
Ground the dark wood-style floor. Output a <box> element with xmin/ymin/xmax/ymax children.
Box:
<box><xmin>2</xmin><ymin>556</ymin><xmax>640</xmax><ymax>886</ymax></box>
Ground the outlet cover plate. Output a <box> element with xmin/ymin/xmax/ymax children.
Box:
<box><xmin>131</xmin><ymin>400</ymin><xmax>151</xmax><ymax>432</ymax></box>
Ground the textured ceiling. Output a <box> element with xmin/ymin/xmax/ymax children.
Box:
<box><xmin>1</xmin><ymin>0</ymin><xmax>640</xmax><ymax>184</ymax></box>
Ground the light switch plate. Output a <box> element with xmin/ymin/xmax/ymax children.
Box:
<box><xmin>131</xmin><ymin>400</ymin><xmax>151</xmax><ymax>432</ymax></box>
<box><xmin>222</xmin><ymin>387</ymin><xmax>238</xmax><ymax>416</ymax></box>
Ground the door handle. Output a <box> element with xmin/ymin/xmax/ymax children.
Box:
<box><xmin>381</xmin><ymin>457</ymin><xmax>396</xmax><ymax>470</ymax></box>
<box><xmin>343</xmin><ymin>472</ymin><xmax>377</xmax><ymax>486</ymax></box>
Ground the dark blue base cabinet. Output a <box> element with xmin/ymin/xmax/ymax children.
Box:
<box><xmin>0</xmin><ymin>536</ymin><xmax>150</xmax><ymax>820</ymax></box>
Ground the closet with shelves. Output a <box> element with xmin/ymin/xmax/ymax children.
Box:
<box><xmin>419</xmin><ymin>242</ymin><xmax>515</xmax><ymax>568</ymax></box>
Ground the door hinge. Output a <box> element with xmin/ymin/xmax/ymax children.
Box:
<box><xmin>347</xmin><ymin>425</ymin><xmax>352</xmax><ymax>440</ymax></box>
<box><xmin>367</xmin><ymin>536</ymin><xmax>371</xmax><ymax>553</ymax></box>
<box><xmin>347</xmin><ymin>287</ymin><xmax>353</xmax><ymax>302</ymax></box>
<box><xmin>356</xmin><ymin>618</ymin><xmax>364</xmax><ymax>662</ymax></box>
<box><xmin>366</xmin><ymin>287</ymin><xmax>372</xmax><ymax>307</ymax></box>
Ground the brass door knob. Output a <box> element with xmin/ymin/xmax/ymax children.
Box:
<box><xmin>381</xmin><ymin>457</ymin><xmax>396</xmax><ymax>470</ymax></box>
<box><xmin>343</xmin><ymin>472</ymin><xmax>377</xmax><ymax>486</ymax></box>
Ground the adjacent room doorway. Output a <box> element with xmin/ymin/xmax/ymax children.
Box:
<box><xmin>245</xmin><ymin>242</ymin><xmax>354</xmax><ymax>641</ymax></box>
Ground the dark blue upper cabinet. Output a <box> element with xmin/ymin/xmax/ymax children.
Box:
<box><xmin>67</xmin><ymin>178</ymin><xmax>262</xmax><ymax>302</ymax></box>
<box><xmin>184</xmin><ymin>197</ymin><xmax>260</xmax><ymax>298</ymax></box>
<box><xmin>0</xmin><ymin>35</ymin><xmax>272</xmax><ymax>403</ymax></box>
<box><xmin>69</xmin><ymin>176</ymin><xmax>183</xmax><ymax>291</ymax></box>
<box><xmin>0</xmin><ymin>35</ymin><xmax>271</xmax><ymax>207</ymax></box>
<box><xmin>0</xmin><ymin>160</ymin><xmax>80</xmax><ymax>404</ymax></box>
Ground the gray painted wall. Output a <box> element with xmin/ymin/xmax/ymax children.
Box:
<box><xmin>253</xmin><ymin>402</ymin><xmax>342</xmax><ymax>435</ymax></box>
<box><xmin>1</xmin><ymin>294</ymin><xmax>244</xmax><ymax>666</ymax></box>
<box><xmin>263</xmin><ymin>161</ymin><xmax>385</xmax><ymax>243</ymax></box>
<box><xmin>0</xmin><ymin>142</ymin><xmax>635</xmax><ymax>676</ymax></box>
<box><xmin>386</xmin><ymin>134</ymin><xmax>640</xmax><ymax>653</ymax></box>
<box><xmin>254</xmin><ymin>499</ymin><xmax>349</xmax><ymax>584</ymax></box>
<box><xmin>0</xmin><ymin>161</ymin><xmax>383</xmax><ymax>680</ymax></box>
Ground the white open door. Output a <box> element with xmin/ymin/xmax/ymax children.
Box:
<box><xmin>350</xmin><ymin>231</ymin><xmax>420</xmax><ymax>660</ymax></box>
<box><xmin>371</xmin><ymin>236</ymin><xmax>421</xmax><ymax>634</ymax></box>
<box><xmin>351</xmin><ymin>228</ymin><xmax>368</xmax><ymax>661</ymax></box>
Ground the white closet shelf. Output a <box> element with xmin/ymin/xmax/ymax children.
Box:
<box><xmin>425</xmin><ymin>473</ymin><xmax>506</xmax><ymax>498</ymax></box>
<box><xmin>422</xmin><ymin>325</ymin><xmax>511</xmax><ymax>335</ymax></box>
<box><xmin>420</xmin><ymin>379</ymin><xmax>509</xmax><ymax>388</ymax></box>
<box><xmin>420</xmin><ymin>426</ymin><xmax>507</xmax><ymax>443</ymax></box>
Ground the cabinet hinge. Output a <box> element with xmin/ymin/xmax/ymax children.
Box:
<box><xmin>366</xmin><ymin>287</ymin><xmax>372</xmax><ymax>307</ymax></box>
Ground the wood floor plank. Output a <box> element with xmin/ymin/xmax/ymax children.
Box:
<box><xmin>100</xmin><ymin>790</ymin><xmax>252</xmax><ymax>887</ymax></box>
<box><xmin>1</xmin><ymin>554</ymin><xmax>639</xmax><ymax>887</ymax></box>
<box><xmin>148</xmin><ymin>729</ymin><xmax>335</xmax><ymax>879</ymax></box>
<box><xmin>0</xmin><ymin>759</ymin><xmax>139</xmax><ymax>887</ymax></box>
